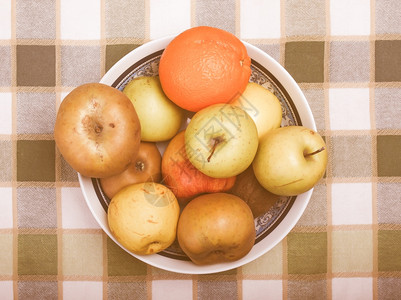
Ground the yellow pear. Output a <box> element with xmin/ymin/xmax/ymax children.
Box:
<box><xmin>108</xmin><ymin>182</ymin><xmax>180</xmax><ymax>255</ymax></box>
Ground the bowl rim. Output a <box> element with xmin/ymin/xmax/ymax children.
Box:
<box><xmin>78</xmin><ymin>35</ymin><xmax>316</xmax><ymax>274</ymax></box>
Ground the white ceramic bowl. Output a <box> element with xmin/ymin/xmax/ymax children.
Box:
<box><xmin>78</xmin><ymin>35</ymin><xmax>316</xmax><ymax>274</ymax></box>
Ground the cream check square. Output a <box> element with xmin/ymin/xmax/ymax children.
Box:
<box><xmin>332</xmin><ymin>277</ymin><xmax>373</xmax><ymax>300</ymax></box>
<box><xmin>196</xmin><ymin>0</ymin><xmax>236</xmax><ymax>34</ymax></box>
<box><xmin>376</xmin><ymin>0</ymin><xmax>401</xmax><ymax>34</ymax></box>
<box><xmin>0</xmin><ymin>46</ymin><xmax>11</xmax><ymax>86</ymax></box>
<box><xmin>0</xmin><ymin>281</ymin><xmax>13</xmax><ymax>299</ymax></box>
<box><xmin>0</xmin><ymin>1</ymin><xmax>11</xmax><ymax>39</ymax></box>
<box><xmin>60</xmin><ymin>91</ymin><xmax>70</xmax><ymax>103</ymax></box>
<box><xmin>61</xmin><ymin>46</ymin><xmax>101</xmax><ymax>86</ymax></box>
<box><xmin>242</xmin><ymin>280</ymin><xmax>282</xmax><ymax>300</ymax></box>
<box><xmin>62</xmin><ymin>233</ymin><xmax>103</xmax><ymax>276</ymax></box>
<box><xmin>375</xmin><ymin>88</ymin><xmax>401</xmax><ymax>129</ymax></box>
<box><xmin>105</xmin><ymin>0</ymin><xmax>146</xmax><ymax>39</ymax></box>
<box><xmin>296</xmin><ymin>184</ymin><xmax>327</xmax><ymax>226</ymax></box>
<box><xmin>149</xmin><ymin>0</ymin><xmax>191</xmax><ymax>40</ymax></box>
<box><xmin>254</xmin><ymin>44</ymin><xmax>280</xmax><ymax>64</ymax></box>
<box><xmin>329</xmin><ymin>41</ymin><xmax>370</xmax><ymax>82</ymax></box>
<box><xmin>303</xmin><ymin>89</ymin><xmax>326</xmax><ymax>131</ymax></box>
<box><xmin>242</xmin><ymin>241</ymin><xmax>282</xmax><ymax>275</ymax></box>
<box><xmin>332</xmin><ymin>230</ymin><xmax>373</xmax><ymax>273</ymax></box>
<box><xmin>0</xmin><ymin>93</ymin><xmax>12</xmax><ymax>135</ymax></box>
<box><xmin>0</xmin><ymin>188</ymin><xmax>12</xmax><ymax>229</ymax></box>
<box><xmin>63</xmin><ymin>281</ymin><xmax>103</xmax><ymax>300</ymax></box>
<box><xmin>330</xmin><ymin>0</ymin><xmax>371</xmax><ymax>36</ymax></box>
<box><xmin>240</xmin><ymin>0</ymin><xmax>280</xmax><ymax>39</ymax></box>
<box><xmin>152</xmin><ymin>280</ymin><xmax>192</xmax><ymax>300</ymax></box>
<box><xmin>16</xmin><ymin>0</ymin><xmax>56</xmax><ymax>39</ymax></box>
<box><xmin>330</xmin><ymin>135</ymin><xmax>372</xmax><ymax>177</ymax></box>
<box><xmin>377</xmin><ymin>183</ymin><xmax>401</xmax><ymax>223</ymax></box>
<box><xmin>329</xmin><ymin>88</ymin><xmax>371</xmax><ymax>130</ymax></box>
<box><xmin>0</xmin><ymin>234</ymin><xmax>12</xmax><ymax>276</ymax></box>
<box><xmin>17</xmin><ymin>187</ymin><xmax>57</xmax><ymax>229</ymax></box>
<box><xmin>61</xmin><ymin>187</ymin><xmax>100</xmax><ymax>229</ymax></box>
<box><xmin>17</xmin><ymin>92</ymin><xmax>56</xmax><ymax>134</ymax></box>
<box><xmin>285</xmin><ymin>0</ymin><xmax>326</xmax><ymax>36</ymax></box>
<box><xmin>60</xmin><ymin>0</ymin><xmax>100</xmax><ymax>40</ymax></box>
<box><xmin>331</xmin><ymin>183</ymin><xmax>372</xmax><ymax>225</ymax></box>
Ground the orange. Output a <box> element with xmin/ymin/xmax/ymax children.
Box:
<box><xmin>158</xmin><ymin>26</ymin><xmax>251</xmax><ymax>112</ymax></box>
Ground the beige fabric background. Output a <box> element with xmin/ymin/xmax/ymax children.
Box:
<box><xmin>0</xmin><ymin>0</ymin><xmax>400</xmax><ymax>299</ymax></box>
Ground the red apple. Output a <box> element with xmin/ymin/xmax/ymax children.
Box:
<box><xmin>100</xmin><ymin>142</ymin><xmax>162</xmax><ymax>199</ymax></box>
<box><xmin>162</xmin><ymin>131</ymin><xmax>236</xmax><ymax>204</ymax></box>
<box><xmin>229</xmin><ymin>165</ymin><xmax>281</xmax><ymax>218</ymax></box>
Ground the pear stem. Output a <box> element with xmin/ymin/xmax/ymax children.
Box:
<box><xmin>207</xmin><ymin>136</ymin><xmax>224</xmax><ymax>162</ymax></box>
<box><xmin>304</xmin><ymin>146</ymin><xmax>325</xmax><ymax>157</ymax></box>
<box><xmin>94</xmin><ymin>123</ymin><xmax>103</xmax><ymax>134</ymax></box>
<box><xmin>135</xmin><ymin>161</ymin><xmax>145</xmax><ymax>172</ymax></box>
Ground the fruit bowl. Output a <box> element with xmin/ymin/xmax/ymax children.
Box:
<box><xmin>78</xmin><ymin>35</ymin><xmax>316</xmax><ymax>274</ymax></box>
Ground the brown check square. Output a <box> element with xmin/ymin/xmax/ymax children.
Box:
<box><xmin>18</xmin><ymin>234</ymin><xmax>58</xmax><ymax>275</ymax></box>
<box><xmin>17</xmin><ymin>140</ymin><xmax>55</xmax><ymax>182</ymax></box>
<box><xmin>375</xmin><ymin>40</ymin><xmax>401</xmax><ymax>82</ymax></box>
<box><xmin>16</xmin><ymin>45</ymin><xmax>55</xmax><ymax>87</ymax></box>
<box><xmin>18</xmin><ymin>281</ymin><xmax>58</xmax><ymax>299</ymax></box>
<box><xmin>378</xmin><ymin>230</ymin><xmax>401</xmax><ymax>272</ymax></box>
<box><xmin>107</xmin><ymin>237</ymin><xmax>147</xmax><ymax>276</ymax></box>
<box><xmin>377</xmin><ymin>135</ymin><xmax>401</xmax><ymax>177</ymax></box>
<box><xmin>285</xmin><ymin>41</ymin><xmax>325</xmax><ymax>83</ymax></box>
<box><xmin>105</xmin><ymin>44</ymin><xmax>140</xmax><ymax>72</ymax></box>
<box><xmin>287</xmin><ymin>232</ymin><xmax>327</xmax><ymax>274</ymax></box>
<box><xmin>288</xmin><ymin>280</ymin><xmax>327</xmax><ymax>299</ymax></box>
<box><xmin>108</xmin><ymin>282</ymin><xmax>147</xmax><ymax>300</ymax></box>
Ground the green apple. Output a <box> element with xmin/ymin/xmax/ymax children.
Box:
<box><xmin>123</xmin><ymin>76</ymin><xmax>185</xmax><ymax>142</ymax></box>
<box><xmin>185</xmin><ymin>103</ymin><xmax>258</xmax><ymax>178</ymax></box>
<box><xmin>231</xmin><ymin>82</ymin><xmax>282</xmax><ymax>140</ymax></box>
<box><xmin>252</xmin><ymin>126</ymin><xmax>327</xmax><ymax>196</ymax></box>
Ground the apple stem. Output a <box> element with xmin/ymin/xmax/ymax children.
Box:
<box><xmin>304</xmin><ymin>146</ymin><xmax>325</xmax><ymax>157</ymax></box>
<box><xmin>207</xmin><ymin>136</ymin><xmax>224</xmax><ymax>162</ymax></box>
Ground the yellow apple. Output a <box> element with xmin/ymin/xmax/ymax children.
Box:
<box><xmin>123</xmin><ymin>76</ymin><xmax>185</xmax><ymax>142</ymax></box>
<box><xmin>252</xmin><ymin>126</ymin><xmax>327</xmax><ymax>196</ymax></box>
<box><xmin>107</xmin><ymin>182</ymin><xmax>180</xmax><ymax>255</ymax></box>
<box><xmin>177</xmin><ymin>193</ymin><xmax>255</xmax><ymax>265</ymax></box>
<box><xmin>231</xmin><ymin>82</ymin><xmax>282</xmax><ymax>140</ymax></box>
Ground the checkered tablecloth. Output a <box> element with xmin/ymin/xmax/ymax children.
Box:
<box><xmin>1</xmin><ymin>0</ymin><xmax>401</xmax><ymax>299</ymax></box>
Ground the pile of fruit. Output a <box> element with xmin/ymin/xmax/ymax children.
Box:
<box><xmin>54</xmin><ymin>26</ymin><xmax>327</xmax><ymax>266</ymax></box>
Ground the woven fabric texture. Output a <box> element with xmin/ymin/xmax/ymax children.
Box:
<box><xmin>0</xmin><ymin>0</ymin><xmax>400</xmax><ymax>299</ymax></box>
